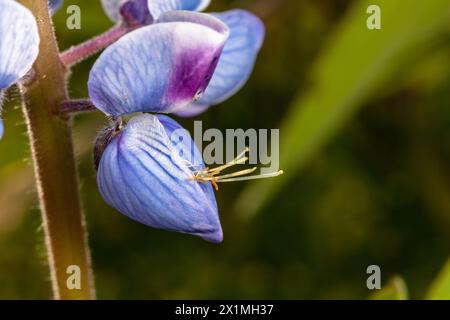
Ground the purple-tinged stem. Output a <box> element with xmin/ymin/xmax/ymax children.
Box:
<box><xmin>60</xmin><ymin>24</ymin><xmax>128</xmax><ymax>68</ymax></box>
<box><xmin>60</xmin><ymin>99</ymin><xmax>97</xmax><ymax>115</ymax></box>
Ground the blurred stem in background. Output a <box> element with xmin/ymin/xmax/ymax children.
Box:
<box><xmin>427</xmin><ymin>258</ymin><xmax>450</xmax><ymax>299</ymax></box>
<box><xmin>18</xmin><ymin>0</ymin><xmax>95</xmax><ymax>299</ymax></box>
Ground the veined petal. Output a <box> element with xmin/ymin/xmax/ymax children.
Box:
<box><xmin>156</xmin><ymin>10</ymin><xmax>227</xmax><ymax>34</ymax></box>
<box><xmin>190</xmin><ymin>9</ymin><xmax>265</xmax><ymax>112</ymax></box>
<box><xmin>0</xmin><ymin>0</ymin><xmax>40</xmax><ymax>89</ymax></box>
<box><xmin>148</xmin><ymin>0</ymin><xmax>210</xmax><ymax>20</ymax></box>
<box><xmin>156</xmin><ymin>114</ymin><xmax>204</xmax><ymax>168</ymax></box>
<box><xmin>97</xmin><ymin>114</ymin><xmax>222</xmax><ymax>243</ymax></box>
<box><xmin>88</xmin><ymin>15</ymin><xmax>229</xmax><ymax>116</ymax></box>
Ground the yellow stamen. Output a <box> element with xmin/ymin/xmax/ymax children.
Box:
<box><xmin>215</xmin><ymin>170</ymin><xmax>284</xmax><ymax>183</ymax></box>
<box><xmin>188</xmin><ymin>148</ymin><xmax>283</xmax><ymax>191</ymax></box>
<box><xmin>204</xmin><ymin>147</ymin><xmax>249</xmax><ymax>175</ymax></box>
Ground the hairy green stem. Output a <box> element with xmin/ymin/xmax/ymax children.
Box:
<box><xmin>18</xmin><ymin>0</ymin><xmax>95</xmax><ymax>299</ymax></box>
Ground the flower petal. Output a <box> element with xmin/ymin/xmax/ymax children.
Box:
<box><xmin>0</xmin><ymin>0</ymin><xmax>40</xmax><ymax>89</ymax></box>
<box><xmin>198</xmin><ymin>9</ymin><xmax>265</xmax><ymax>106</ymax></box>
<box><xmin>147</xmin><ymin>0</ymin><xmax>210</xmax><ymax>20</ymax></box>
<box><xmin>120</xmin><ymin>0</ymin><xmax>153</xmax><ymax>27</ymax></box>
<box><xmin>88</xmin><ymin>14</ymin><xmax>228</xmax><ymax>115</ymax></box>
<box><xmin>156</xmin><ymin>114</ymin><xmax>205</xmax><ymax>168</ymax></box>
<box><xmin>101</xmin><ymin>0</ymin><xmax>152</xmax><ymax>26</ymax></box>
<box><xmin>0</xmin><ymin>119</ymin><xmax>3</xmax><ymax>140</ymax></box>
<box><xmin>156</xmin><ymin>10</ymin><xmax>227</xmax><ymax>34</ymax></box>
<box><xmin>97</xmin><ymin>114</ymin><xmax>222</xmax><ymax>243</ymax></box>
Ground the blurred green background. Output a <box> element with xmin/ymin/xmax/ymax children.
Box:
<box><xmin>0</xmin><ymin>0</ymin><xmax>449</xmax><ymax>299</ymax></box>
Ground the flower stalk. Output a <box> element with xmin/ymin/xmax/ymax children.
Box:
<box><xmin>60</xmin><ymin>99</ymin><xmax>97</xmax><ymax>115</ymax></box>
<box><xmin>18</xmin><ymin>0</ymin><xmax>95</xmax><ymax>299</ymax></box>
<box><xmin>60</xmin><ymin>24</ymin><xmax>128</xmax><ymax>68</ymax></box>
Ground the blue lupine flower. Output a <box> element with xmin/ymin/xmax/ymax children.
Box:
<box><xmin>89</xmin><ymin>13</ymin><xmax>227</xmax><ymax>241</ymax></box>
<box><xmin>89</xmin><ymin>12</ymin><xmax>229</xmax><ymax>115</ymax></box>
<box><xmin>89</xmin><ymin>6</ymin><xmax>265</xmax><ymax>242</ymax></box>
<box><xmin>0</xmin><ymin>0</ymin><xmax>40</xmax><ymax>139</ymax></box>
<box><xmin>100</xmin><ymin>0</ymin><xmax>265</xmax><ymax>116</ymax></box>
<box><xmin>97</xmin><ymin>114</ymin><xmax>222</xmax><ymax>243</ymax></box>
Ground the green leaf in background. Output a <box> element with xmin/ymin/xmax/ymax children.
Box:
<box><xmin>235</xmin><ymin>0</ymin><xmax>450</xmax><ymax>219</ymax></box>
<box><xmin>426</xmin><ymin>258</ymin><xmax>450</xmax><ymax>300</ymax></box>
<box><xmin>370</xmin><ymin>276</ymin><xmax>408</xmax><ymax>300</ymax></box>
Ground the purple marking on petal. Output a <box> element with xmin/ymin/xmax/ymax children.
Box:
<box><xmin>195</xmin><ymin>9</ymin><xmax>266</xmax><ymax>107</ymax></box>
<box><xmin>174</xmin><ymin>10</ymin><xmax>267</xmax><ymax>118</ymax></box>
<box><xmin>165</xmin><ymin>47</ymin><xmax>220</xmax><ymax>111</ymax></box>
<box><xmin>157</xmin><ymin>12</ymin><xmax>230</xmax><ymax>112</ymax></box>
<box><xmin>89</xmin><ymin>16</ymin><xmax>228</xmax><ymax>115</ymax></box>
<box><xmin>102</xmin><ymin>0</ymin><xmax>152</xmax><ymax>26</ymax></box>
<box><xmin>120</xmin><ymin>0</ymin><xmax>153</xmax><ymax>27</ymax></box>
